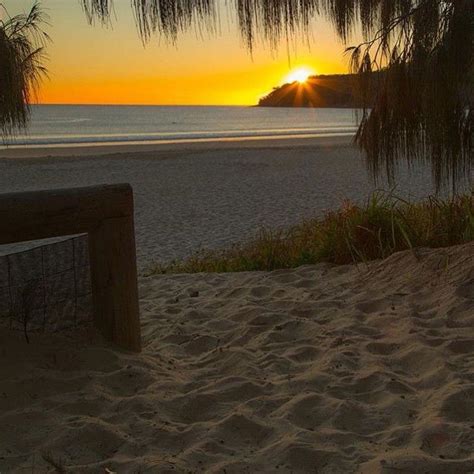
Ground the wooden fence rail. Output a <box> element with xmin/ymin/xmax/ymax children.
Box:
<box><xmin>0</xmin><ymin>184</ymin><xmax>141</xmax><ymax>351</ymax></box>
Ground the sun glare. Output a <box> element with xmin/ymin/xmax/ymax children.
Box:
<box><xmin>284</xmin><ymin>67</ymin><xmax>316</xmax><ymax>84</ymax></box>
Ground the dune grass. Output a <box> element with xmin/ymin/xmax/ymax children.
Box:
<box><xmin>150</xmin><ymin>192</ymin><xmax>474</xmax><ymax>274</ymax></box>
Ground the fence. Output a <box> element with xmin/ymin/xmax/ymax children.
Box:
<box><xmin>0</xmin><ymin>184</ymin><xmax>141</xmax><ymax>351</ymax></box>
<box><xmin>0</xmin><ymin>235</ymin><xmax>93</xmax><ymax>334</ymax></box>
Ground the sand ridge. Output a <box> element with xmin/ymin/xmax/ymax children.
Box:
<box><xmin>0</xmin><ymin>243</ymin><xmax>473</xmax><ymax>472</ymax></box>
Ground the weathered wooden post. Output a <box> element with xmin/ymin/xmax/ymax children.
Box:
<box><xmin>88</xmin><ymin>203</ymin><xmax>141</xmax><ymax>352</ymax></box>
<box><xmin>0</xmin><ymin>184</ymin><xmax>141</xmax><ymax>351</ymax></box>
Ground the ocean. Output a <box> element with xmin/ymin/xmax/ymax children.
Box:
<box><xmin>2</xmin><ymin>105</ymin><xmax>358</xmax><ymax>148</ymax></box>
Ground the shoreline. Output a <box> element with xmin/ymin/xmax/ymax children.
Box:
<box><xmin>0</xmin><ymin>134</ymin><xmax>354</xmax><ymax>159</ymax></box>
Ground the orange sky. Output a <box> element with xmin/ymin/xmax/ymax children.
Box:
<box><xmin>7</xmin><ymin>0</ymin><xmax>355</xmax><ymax>105</ymax></box>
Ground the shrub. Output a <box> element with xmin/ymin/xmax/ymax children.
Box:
<box><xmin>150</xmin><ymin>192</ymin><xmax>474</xmax><ymax>274</ymax></box>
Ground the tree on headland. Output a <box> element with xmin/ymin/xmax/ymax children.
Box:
<box><xmin>1</xmin><ymin>1</ymin><xmax>473</xmax><ymax>190</ymax></box>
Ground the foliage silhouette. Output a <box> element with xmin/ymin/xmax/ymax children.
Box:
<box><xmin>1</xmin><ymin>1</ymin><xmax>472</xmax><ymax>188</ymax></box>
<box><xmin>0</xmin><ymin>2</ymin><xmax>48</xmax><ymax>138</ymax></box>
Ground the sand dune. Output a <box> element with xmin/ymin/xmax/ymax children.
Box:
<box><xmin>1</xmin><ymin>243</ymin><xmax>473</xmax><ymax>472</ymax></box>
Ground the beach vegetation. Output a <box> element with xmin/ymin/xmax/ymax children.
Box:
<box><xmin>150</xmin><ymin>192</ymin><xmax>474</xmax><ymax>274</ymax></box>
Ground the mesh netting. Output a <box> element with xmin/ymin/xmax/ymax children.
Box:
<box><xmin>0</xmin><ymin>235</ymin><xmax>93</xmax><ymax>333</ymax></box>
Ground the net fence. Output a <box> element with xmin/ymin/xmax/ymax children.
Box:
<box><xmin>0</xmin><ymin>235</ymin><xmax>93</xmax><ymax>334</ymax></box>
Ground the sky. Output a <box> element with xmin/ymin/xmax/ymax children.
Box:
<box><xmin>5</xmin><ymin>0</ymin><xmax>355</xmax><ymax>105</ymax></box>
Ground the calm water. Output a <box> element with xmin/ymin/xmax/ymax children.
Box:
<box><xmin>3</xmin><ymin>105</ymin><xmax>358</xmax><ymax>147</ymax></box>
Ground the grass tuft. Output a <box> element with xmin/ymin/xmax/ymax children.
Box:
<box><xmin>150</xmin><ymin>191</ymin><xmax>474</xmax><ymax>274</ymax></box>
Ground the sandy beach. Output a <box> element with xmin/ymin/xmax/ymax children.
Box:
<box><xmin>0</xmin><ymin>137</ymin><xmax>443</xmax><ymax>269</ymax></box>
<box><xmin>1</xmin><ymin>0</ymin><xmax>472</xmax><ymax>470</ymax></box>
<box><xmin>1</xmin><ymin>242</ymin><xmax>473</xmax><ymax>472</ymax></box>
<box><xmin>0</xmin><ymin>137</ymin><xmax>472</xmax><ymax>472</ymax></box>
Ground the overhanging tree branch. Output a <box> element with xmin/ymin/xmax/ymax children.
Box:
<box><xmin>1</xmin><ymin>0</ymin><xmax>473</xmax><ymax>189</ymax></box>
<box><xmin>0</xmin><ymin>2</ymin><xmax>49</xmax><ymax>138</ymax></box>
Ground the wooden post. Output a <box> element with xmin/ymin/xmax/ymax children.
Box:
<box><xmin>89</xmin><ymin>215</ymin><xmax>141</xmax><ymax>352</ymax></box>
<box><xmin>0</xmin><ymin>184</ymin><xmax>141</xmax><ymax>352</ymax></box>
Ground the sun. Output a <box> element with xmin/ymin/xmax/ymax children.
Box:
<box><xmin>284</xmin><ymin>67</ymin><xmax>316</xmax><ymax>84</ymax></box>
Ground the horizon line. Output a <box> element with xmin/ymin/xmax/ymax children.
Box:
<box><xmin>33</xmin><ymin>103</ymin><xmax>256</xmax><ymax>108</ymax></box>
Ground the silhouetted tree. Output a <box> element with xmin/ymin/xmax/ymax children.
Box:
<box><xmin>0</xmin><ymin>2</ymin><xmax>48</xmax><ymax>137</ymax></box>
<box><xmin>2</xmin><ymin>1</ymin><xmax>473</xmax><ymax>189</ymax></box>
